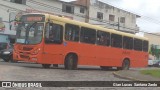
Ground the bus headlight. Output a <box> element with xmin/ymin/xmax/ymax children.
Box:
<box><xmin>32</xmin><ymin>48</ymin><xmax>41</xmax><ymax>55</ymax></box>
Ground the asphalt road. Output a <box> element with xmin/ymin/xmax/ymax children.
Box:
<box><xmin>0</xmin><ymin>59</ymin><xmax>126</xmax><ymax>81</ymax></box>
<box><xmin>0</xmin><ymin>59</ymin><xmax>160</xmax><ymax>90</ymax></box>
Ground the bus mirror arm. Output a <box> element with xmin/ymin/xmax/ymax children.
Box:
<box><xmin>48</xmin><ymin>18</ymin><xmax>53</xmax><ymax>23</ymax></box>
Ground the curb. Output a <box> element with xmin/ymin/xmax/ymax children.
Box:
<box><xmin>112</xmin><ymin>71</ymin><xmax>147</xmax><ymax>81</ymax></box>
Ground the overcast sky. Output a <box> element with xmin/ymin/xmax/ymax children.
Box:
<box><xmin>63</xmin><ymin>0</ymin><xmax>160</xmax><ymax>33</ymax></box>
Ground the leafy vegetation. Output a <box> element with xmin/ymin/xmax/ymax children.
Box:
<box><xmin>141</xmin><ymin>69</ymin><xmax>160</xmax><ymax>78</ymax></box>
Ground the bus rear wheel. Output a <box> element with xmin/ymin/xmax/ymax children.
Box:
<box><xmin>118</xmin><ymin>59</ymin><xmax>130</xmax><ymax>70</ymax></box>
<box><xmin>42</xmin><ymin>64</ymin><xmax>51</xmax><ymax>69</ymax></box>
<box><xmin>64</xmin><ymin>54</ymin><xmax>78</xmax><ymax>70</ymax></box>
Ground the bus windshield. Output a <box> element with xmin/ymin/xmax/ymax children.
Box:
<box><xmin>16</xmin><ymin>22</ymin><xmax>44</xmax><ymax>44</ymax></box>
<box><xmin>16</xmin><ymin>14</ymin><xmax>45</xmax><ymax>45</ymax></box>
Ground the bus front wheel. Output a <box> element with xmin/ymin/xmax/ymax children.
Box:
<box><xmin>64</xmin><ymin>54</ymin><xmax>78</xmax><ymax>70</ymax></box>
<box><xmin>42</xmin><ymin>64</ymin><xmax>51</xmax><ymax>69</ymax></box>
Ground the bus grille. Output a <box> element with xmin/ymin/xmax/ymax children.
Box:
<box><xmin>20</xmin><ymin>55</ymin><xmax>29</xmax><ymax>59</ymax></box>
<box><xmin>23</xmin><ymin>47</ymin><xmax>33</xmax><ymax>51</ymax></box>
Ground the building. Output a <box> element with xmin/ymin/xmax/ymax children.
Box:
<box><xmin>72</xmin><ymin>0</ymin><xmax>140</xmax><ymax>33</ymax></box>
<box><xmin>144</xmin><ymin>33</ymin><xmax>160</xmax><ymax>45</ymax></box>
<box><xmin>0</xmin><ymin>0</ymin><xmax>140</xmax><ymax>37</ymax></box>
<box><xmin>144</xmin><ymin>33</ymin><xmax>160</xmax><ymax>59</ymax></box>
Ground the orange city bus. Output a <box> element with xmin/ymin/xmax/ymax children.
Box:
<box><xmin>13</xmin><ymin>13</ymin><xmax>149</xmax><ymax>70</ymax></box>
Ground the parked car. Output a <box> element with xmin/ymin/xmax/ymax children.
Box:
<box><xmin>148</xmin><ymin>59</ymin><xmax>160</xmax><ymax>67</ymax></box>
<box><xmin>148</xmin><ymin>59</ymin><xmax>154</xmax><ymax>67</ymax></box>
<box><xmin>0</xmin><ymin>34</ymin><xmax>10</xmax><ymax>50</ymax></box>
<box><xmin>153</xmin><ymin>61</ymin><xmax>160</xmax><ymax>67</ymax></box>
<box><xmin>0</xmin><ymin>44</ymin><xmax>15</xmax><ymax>62</ymax></box>
<box><xmin>0</xmin><ymin>42</ymin><xmax>9</xmax><ymax>51</ymax></box>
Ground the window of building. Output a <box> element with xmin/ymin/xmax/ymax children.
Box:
<box><xmin>97</xmin><ymin>31</ymin><xmax>110</xmax><ymax>46</ymax></box>
<box><xmin>111</xmin><ymin>34</ymin><xmax>122</xmax><ymax>48</ymax></box>
<box><xmin>80</xmin><ymin>7</ymin><xmax>85</xmax><ymax>13</ymax></box>
<box><xmin>10</xmin><ymin>0</ymin><xmax>26</xmax><ymax>5</ymax></box>
<box><xmin>97</xmin><ymin>12</ymin><xmax>103</xmax><ymax>20</ymax></box>
<box><xmin>143</xmin><ymin>40</ymin><xmax>149</xmax><ymax>52</ymax></box>
<box><xmin>120</xmin><ymin>17</ymin><xmax>125</xmax><ymax>23</ymax></box>
<box><xmin>80</xmin><ymin>27</ymin><xmax>96</xmax><ymax>44</ymax></box>
<box><xmin>109</xmin><ymin>14</ymin><xmax>115</xmax><ymax>21</ymax></box>
<box><xmin>62</xmin><ymin>4</ymin><xmax>74</xmax><ymax>14</ymax></box>
<box><xmin>134</xmin><ymin>39</ymin><xmax>143</xmax><ymax>51</ymax></box>
<box><xmin>65</xmin><ymin>24</ymin><xmax>79</xmax><ymax>42</ymax></box>
<box><xmin>45</xmin><ymin>23</ymin><xmax>63</xmax><ymax>44</ymax></box>
<box><xmin>123</xmin><ymin>36</ymin><xmax>133</xmax><ymax>50</ymax></box>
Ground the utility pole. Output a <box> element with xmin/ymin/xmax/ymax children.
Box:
<box><xmin>118</xmin><ymin>17</ymin><xmax>120</xmax><ymax>31</ymax></box>
<box><xmin>85</xmin><ymin>0</ymin><xmax>90</xmax><ymax>23</ymax></box>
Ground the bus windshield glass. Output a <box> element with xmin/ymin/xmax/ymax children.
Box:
<box><xmin>16</xmin><ymin>14</ymin><xmax>45</xmax><ymax>44</ymax></box>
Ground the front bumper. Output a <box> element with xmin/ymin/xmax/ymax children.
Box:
<box><xmin>13</xmin><ymin>52</ymin><xmax>39</xmax><ymax>63</ymax></box>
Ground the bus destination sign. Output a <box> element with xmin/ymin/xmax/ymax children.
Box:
<box><xmin>20</xmin><ymin>15</ymin><xmax>45</xmax><ymax>22</ymax></box>
<box><xmin>26</xmin><ymin>17</ymin><xmax>43</xmax><ymax>22</ymax></box>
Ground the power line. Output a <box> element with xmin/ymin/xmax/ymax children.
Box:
<box><xmin>26</xmin><ymin>0</ymin><xmax>160</xmax><ymax>36</ymax></box>
<box><xmin>26</xmin><ymin>0</ymin><xmax>142</xmax><ymax>32</ymax></box>
<box><xmin>100</xmin><ymin>0</ymin><xmax>160</xmax><ymax>25</ymax></box>
<box><xmin>3</xmin><ymin>0</ymin><xmax>160</xmax><ymax>37</ymax></box>
<box><xmin>29</xmin><ymin>0</ymin><xmax>160</xmax><ymax>27</ymax></box>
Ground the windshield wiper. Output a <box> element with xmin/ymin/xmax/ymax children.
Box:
<box><xmin>29</xmin><ymin>22</ymin><xmax>37</xmax><ymax>29</ymax></box>
<box><xmin>25</xmin><ymin>22</ymin><xmax>37</xmax><ymax>44</ymax></box>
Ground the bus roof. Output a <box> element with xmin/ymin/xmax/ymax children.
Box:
<box><xmin>24</xmin><ymin>13</ymin><xmax>148</xmax><ymax>41</ymax></box>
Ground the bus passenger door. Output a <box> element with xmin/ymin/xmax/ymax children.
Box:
<box><xmin>42</xmin><ymin>23</ymin><xmax>64</xmax><ymax>64</ymax></box>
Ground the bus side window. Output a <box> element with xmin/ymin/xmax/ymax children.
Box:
<box><xmin>45</xmin><ymin>23</ymin><xmax>63</xmax><ymax>44</ymax></box>
<box><xmin>97</xmin><ymin>30</ymin><xmax>110</xmax><ymax>46</ymax></box>
<box><xmin>134</xmin><ymin>39</ymin><xmax>143</xmax><ymax>51</ymax></box>
<box><xmin>143</xmin><ymin>40</ymin><xmax>149</xmax><ymax>52</ymax></box>
<box><xmin>65</xmin><ymin>24</ymin><xmax>79</xmax><ymax>42</ymax></box>
<box><xmin>123</xmin><ymin>36</ymin><xmax>133</xmax><ymax>50</ymax></box>
<box><xmin>80</xmin><ymin>27</ymin><xmax>96</xmax><ymax>44</ymax></box>
<box><xmin>111</xmin><ymin>34</ymin><xmax>122</xmax><ymax>48</ymax></box>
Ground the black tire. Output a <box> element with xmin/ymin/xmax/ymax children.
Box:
<box><xmin>2</xmin><ymin>56</ymin><xmax>11</xmax><ymax>62</ymax></box>
<box><xmin>3</xmin><ymin>58</ymin><xmax>10</xmax><ymax>62</ymax></box>
<box><xmin>53</xmin><ymin>64</ymin><xmax>58</xmax><ymax>68</ymax></box>
<box><xmin>42</xmin><ymin>64</ymin><xmax>51</xmax><ymax>69</ymax></box>
<box><xmin>118</xmin><ymin>59</ymin><xmax>130</xmax><ymax>70</ymax></box>
<box><xmin>100</xmin><ymin>66</ymin><xmax>112</xmax><ymax>70</ymax></box>
<box><xmin>2</xmin><ymin>54</ymin><xmax>14</xmax><ymax>62</ymax></box>
<box><xmin>9</xmin><ymin>54</ymin><xmax>17</xmax><ymax>63</ymax></box>
<box><xmin>64</xmin><ymin>54</ymin><xmax>78</xmax><ymax>70</ymax></box>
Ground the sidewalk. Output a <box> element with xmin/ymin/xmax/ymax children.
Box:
<box><xmin>113</xmin><ymin>68</ymin><xmax>160</xmax><ymax>81</ymax></box>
